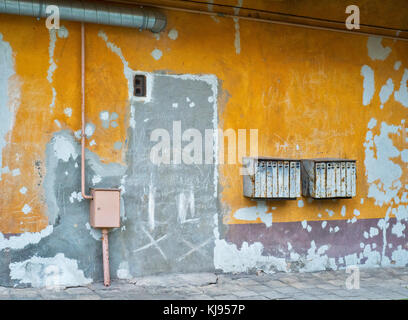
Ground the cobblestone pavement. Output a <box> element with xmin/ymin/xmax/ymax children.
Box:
<box><xmin>1</xmin><ymin>267</ymin><xmax>408</xmax><ymax>300</ymax></box>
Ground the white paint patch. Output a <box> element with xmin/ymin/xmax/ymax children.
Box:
<box><xmin>74</xmin><ymin>130</ymin><xmax>81</xmax><ymax>140</ymax></box>
<box><xmin>69</xmin><ymin>191</ymin><xmax>83</xmax><ymax>203</ymax></box>
<box><xmin>172</xmin><ymin>103</ymin><xmax>178</xmax><ymax>108</ymax></box>
<box><xmin>233</xmin><ymin>17</ymin><xmax>241</xmax><ymax>55</ymax></box>
<box><xmin>52</xmin><ymin>135</ymin><xmax>78</xmax><ymax>162</ymax></box>
<box><xmin>12</xmin><ymin>168</ymin><xmax>20</xmax><ymax>176</ymax></box>
<box><xmin>151</xmin><ymin>49</ymin><xmax>163</xmax><ymax>60</ymax></box>
<box><xmin>148</xmin><ymin>179</ymin><xmax>156</xmax><ymax>231</ymax></box>
<box><xmin>91</xmin><ymin>175</ymin><xmax>102</xmax><ymax>185</ymax></box>
<box><xmin>321</xmin><ymin>221</ymin><xmax>327</xmax><ymax>229</ymax></box>
<box><xmin>379</xmin><ymin>78</ymin><xmax>394</xmax><ymax>107</ymax></box>
<box><xmin>85</xmin><ymin>222</ymin><xmax>102</xmax><ymax>241</ymax></box>
<box><xmin>22</xmin><ymin>204</ymin><xmax>31</xmax><ymax>215</ymax></box>
<box><xmin>367</xmin><ymin>37</ymin><xmax>391</xmax><ymax>61</ymax></box>
<box><xmin>47</xmin><ymin>29</ymin><xmax>57</xmax><ymax>83</ymax></box>
<box><xmin>0</xmin><ymin>225</ymin><xmax>53</xmax><ymax>251</ymax></box>
<box><xmin>361</xmin><ymin>65</ymin><xmax>375</xmax><ymax>106</ymax></box>
<box><xmin>49</xmin><ymin>87</ymin><xmax>56</xmax><ymax>111</ymax></box>
<box><xmin>90</xmin><ymin>140</ymin><xmax>96</xmax><ymax>146</ymax></box>
<box><xmin>394</xmin><ymin>68</ymin><xmax>408</xmax><ymax>108</ymax></box>
<box><xmin>85</xmin><ymin>123</ymin><xmax>95</xmax><ymax>138</ymax></box>
<box><xmin>368</xmin><ymin>118</ymin><xmax>377</xmax><ymax>129</ymax></box>
<box><xmin>394</xmin><ymin>61</ymin><xmax>401</xmax><ymax>71</ymax></box>
<box><xmin>57</xmin><ymin>26</ymin><xmax>69</xmax><ymax>39</ymax></box>
<box><xmin>364</xmin><ymin>121</ymin><xmax>402</xmax><ymax>206</ymax></box>
<box><xmin>117</xmin><ymin>261</ymin><xmax>131</xmax><ymax>279</ymax></box>
<box><xmin>178</xmin><ymin>190</ymin><xmax>197</xmax><ymax>224</ymax></box>
<box><xmin>341</xmin><ymin>205</ymin><xmax>346</xmax><ymax>216</ymax></box>
<box><xmin>64</xmin><ymin>108</ymin><xmax>72</xmax><ymax>117</ymax></box>
<box><xmin>391</xmin><ymin>221</ymin><xmax>406</xmax><ymax>238</ymax></box>
<box><xmin>0</xmin><ymin>33</ymin><xmax>20</xmax><ymax>181</ymax></box>
<box><xmin>353</xmin><ymin>209</ymin><xmax>360</xmax><ymax>216</ymax></box>
<box><xmin>401</xmin><ymin>150</ymin><xmax>408</xmax><ymax>163</ymax></box>
<box><xmin>168</xmin><ymin>29</ymin><xmax>178</xmax><ymax>40</ymax></box>
<box><xmin>369</xmin><ymin>227</ymin><xmax>379</xmax><ymax>237</ymax></box>
<box><xmin>9</xmin><ymin>253</ymin><xmax>92</xmax><ymax>288</ymax></box>
<box><xmin>297</xmin><ymin>200</ymin><xmax>304</xmax><ymax>208</ymax></box>
<box><xmin>214</xmin><ymin>239</ymin><xmax>287</xmax><ymax>273</ymax></box>
<box><xmin>233</xmin><ymin>202</ymin><xmax>272</xmax><ymax>227</ymax></box>
<box><xmin>19</xmin><ymin>186</ymin><xmax>27</xmax><ymax>194</ymax></box>
<box><xmin>100</xmin><ymin>111</ymin><xmax>109</xmax><ymax>121</ymax></box>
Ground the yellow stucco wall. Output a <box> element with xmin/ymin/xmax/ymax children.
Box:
<box><xmin>0</xmin><ymin>1</ymin><xmax>407</xmax><ymax>234</ymax></box>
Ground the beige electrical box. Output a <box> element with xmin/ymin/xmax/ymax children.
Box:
<box><xmin>90</xmin><ymin>188</ymin><xmax>121</xmax><ymax>228</ymax></box>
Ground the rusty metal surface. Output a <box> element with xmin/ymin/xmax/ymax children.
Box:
<box><xmin>242</xmin><ymin>157</ymin><xmax>301</xmax><ymax>199</ymax></box>
<box><xmin>301</xmin><ymin>159</ymin><xmax>356</xmax><ymax>199</ymax></box>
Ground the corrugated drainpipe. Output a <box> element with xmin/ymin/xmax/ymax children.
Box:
<box><xmin>0</xmin><ymin>0</ymin><xmax>167</xmax><ymax>33</ymax></box>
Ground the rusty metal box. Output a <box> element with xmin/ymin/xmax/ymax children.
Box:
<box><xmin>242</xmin><ymin>157</ymin><xmax>301</xmax><ymax>199</ymax></box>
<box><xmin>301</xmin><ymin>158</ymin><xmax>356</xmax><ymax>199</ymax></box>
<box><xmin>89</xmin><ymin>188</ymin><xmax>121</xmax><ymax>228</ymax></box>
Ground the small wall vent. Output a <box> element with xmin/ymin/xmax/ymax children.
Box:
<box><xmin>134</xmin><ymin>74</ymin><xmax>146</xmax><ymax>97</ymax></box>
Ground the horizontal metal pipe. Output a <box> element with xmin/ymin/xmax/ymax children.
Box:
<box><xmin>0</xmin><ymin>0</ymin><xmax>166</xmax><ymax>32</ymax></box>
<box><xmin>132</xmin><ymin>1</ymin><xmax>408</xmax><ymax>42</ymax></box>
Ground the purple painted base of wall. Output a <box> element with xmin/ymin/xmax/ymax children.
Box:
<box><xmin>225</xmin><ymin>217</ymin><xmax>408</xmax><ymax>270</ymax></box>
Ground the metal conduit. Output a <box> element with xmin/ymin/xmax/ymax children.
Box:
<box><xmin>0</xmin><ymin>0</ymin><xmax>167</xmax><ymax>32</ymax></box>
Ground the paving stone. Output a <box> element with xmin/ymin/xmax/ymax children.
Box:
<box><xmin>264</xmin><ymin>280</ymin><xmax>287</xmax><ymax>288</ymax></box>
<box><xmin>233</xmin><ymin>278</ymin><xmax>261</xmax><ymax>286</ymax></box>
<box><xmin>289</xmin><ymin>281</ymin><xmax>317</xmax><ymax>289</ymax></box>
<box><xmin>0</xmin><ymin>287</ymin><xmax>9</xmax><ymax>295</ymax></box>
<box><xmin>201</xmin><ymin>285</ymin><xmax>235</xmax><ymax>296</ymax></box>
<box><xmin>274</xmin><ymin>286</ymin><xmax>303</xmax><ymax>295</ymax></box>
<box><xmin>176</xmin><ymin>273</ymin><xmax>218</xmax><ymax>286</ymax></box>
<box><xmin>4</xmin><ymin>266</ymin><xmax>408</xmax><ymax>300</ymax></box>
<box><xmin>241</xmin><ymin>295</ymin><xmax>269</xmax><ymax>300</ymax></box>
<box><xmin>241</xmin><ymin>284</ymin><xmax>274</xmax><ymax>293</ymax></box>
<box><xmin>389</xmin><ymin>288</ymin><xmax>408</xmax><ymax>297</ymax></box>
<box><xmin>232</xmin><ymin>289</ymin><xmax>259</xmax><ymax>298</ymax></box>
<box><xmin>261</xmin><ymin>291</ymin><xmax>290</xmax><ymax>300</ymax></box>
<box><xmin>10</xmin><ymin>289</ymin><xmax>42</xmax><ymax>300</ymax></box>
<box><xmin>72</xmin><ymin>295</ymin><xmax>101</xmax><ymax>300</ymax></box>
<box><xmin>65</xmin><ymin>287</ymin><xmax>94</xmax><ymax>295</ymax></box>
<box><xmin>213</xmin><ymin>294</ymin><xmax>240</xmax><ymax>300</ymax></box>
<box><xmin>188</xmin><ymin>294</ymin><xmax>214</xmax><ymax>300</ymax></box>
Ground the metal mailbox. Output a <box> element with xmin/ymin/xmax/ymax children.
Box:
<box><xmin>242</xmin><ymin>157</ymin><xmax>301</xmax><ymax>199</ymax></box>
<box><xmin>301</xmin><ymin>158</ymin><xmax>356</xmax><ymax>199</ymax></box>
<box><xmin>90</xmin><ymin>188</ymin><xmax>121</xmax><ymax>228</ymax></box>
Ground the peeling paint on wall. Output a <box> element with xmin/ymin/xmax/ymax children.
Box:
<box><xmin>0</xmin><ymin>225</ymin><xmax>53</xmax><ymax>251</ymax></box>
<box><xmin>0</xmin><ymin>33</ymin><xmax>20</xmax><ymax>180</ymax></box>
<box><xmin>9</xmin><ymin>253</ymin><xmax>92</xmax><ymax>288</ymax></box>
<box><xmin>367</xmin><ymin>37</ymin><xmax>391</xmax><ymax>61</ymax></box>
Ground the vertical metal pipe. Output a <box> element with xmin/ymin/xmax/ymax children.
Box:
<box><xmin>81</xmin><ymin>22</ymin><xmax>92</xmax><ymax>200</ymax></box>
<box><xmin>102</xmin><ymin>229</ymin><xmax>110</xmax><ymax>286</ymax></box>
